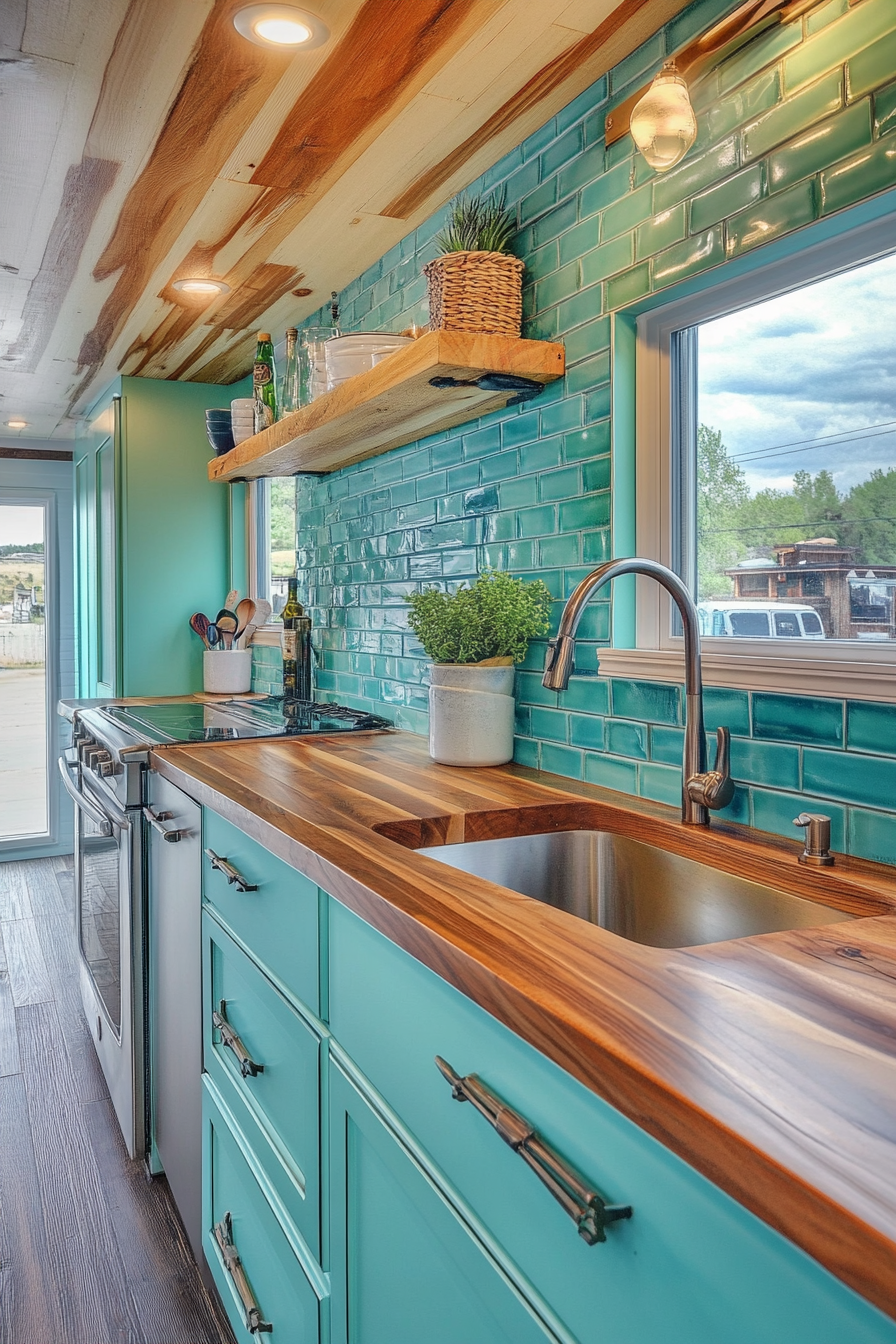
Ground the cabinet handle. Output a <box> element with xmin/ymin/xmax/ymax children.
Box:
<box><xmin>435</xmin><ymin>1056</ymin><xmax>632</xmax><ymax>1245</ymax></box>
<box><xmin>214</xmin><ymin>1211</ymin><xmax>272</xmax><ymax>1334</ymax></box>
<box><xmin>143</xmin><ymin>806</ymin><xmax>185</xmax><ymax>843</ymax></box>
<box><xmin>204</xmin><ymin>848</ymin><xmax>258</xmax><ymax>893</ymax></box>
<box><xmin>213</xmin><ymin>1001</ymin><xmax>264</xmax><ymax>1079</ymax></box>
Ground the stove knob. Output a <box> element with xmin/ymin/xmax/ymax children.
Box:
<box><xmin>91</xmin><ymin>750</ymin><xmax>112</xmax><ymax>773</ymax></box>
<box><xmin>79</xmin><ymin>738</ymin><xmax>97</xmax><ymax>762</ymax></box>
<box><xmin>99</xmin><ymin>759</ymin><xmax>121</xmax><ymax>778</ymax></box>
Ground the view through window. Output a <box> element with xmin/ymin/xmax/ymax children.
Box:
<box><xmin>694</xmin><ymin>250</ymin><xmax>896</xmax><ymax>642</ymax></box>
<box><xmin>0</xmin><ymin>504</ymin><xmax>48</xmax><ymax>839</ymax></box>
<box><xmin>255</xmin><ymin>477</ymin><xmax>297</xmax><ymax>618</ymax></box>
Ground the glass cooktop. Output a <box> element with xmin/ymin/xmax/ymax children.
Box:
<box><xmin>102</xmin><ymin>697</ymin><xmax>392</xmax><ymax>744</ymax></box>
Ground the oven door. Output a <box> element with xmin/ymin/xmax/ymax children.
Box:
<box><xmin>59</xmin><ymin>750</ymin><xmax>145</xmax><ymax>1158</ymax></box>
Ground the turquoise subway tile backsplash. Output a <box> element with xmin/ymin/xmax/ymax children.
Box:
<box><xmin>283</xmin><ymin>0</ymin><xmax>896</xmax><ymax>867</ymax></box>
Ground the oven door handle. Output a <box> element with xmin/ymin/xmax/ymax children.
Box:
<box><xmin>58</xmin><ymin>752</ymin><xmax>129</xmax><ymax>834</ymax></box>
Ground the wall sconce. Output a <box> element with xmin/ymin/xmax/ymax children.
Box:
<box><xmin>607</xmin><ymin>0</ymin><xmax>820</xmax><ymax>173</ymax></box>
<box><xmin>629</xmin><ymin>63</ymin><xmax>696</xmax><ymax>172</ymax></box>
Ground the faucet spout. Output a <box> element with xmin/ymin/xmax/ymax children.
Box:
<box><xmin>543</xmin><ymin>558</ymin><xmax>730</xmax><ymax>826</ymax></box>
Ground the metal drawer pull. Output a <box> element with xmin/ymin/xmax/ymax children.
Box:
<box><xmin>214</xmin><ymin>1211</ymin><xmax>272</xmax><ymax>1334</ymax></box>
<box><xmin>213</xmin><ymin>1001</ymin><xmax>264</xmax><ymax>1079</ymax></box>
<box><xmin>143</xmin><ymin>806</ymin><xmax>185</xmax><ymax>843</ymax></box>
<box><xmin>435</xmin><ymin>1056</ymin><xmax>632</xmax><ymax>1245</ymax></box>
<box><xmin>204</xmin><ymin>848</ymin><xmax>258</xmax><ymax>892</ymax></box>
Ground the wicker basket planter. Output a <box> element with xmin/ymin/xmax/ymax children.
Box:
<box><xmin>424</xmin><ymin>250</ymin><xmax>525</xmax><ymax>337</ymax></box>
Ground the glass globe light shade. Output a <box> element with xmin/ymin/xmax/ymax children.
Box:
<box><xmin>630</xmin><ymin>65</ymin><xmax>697</xmax><ymax>172</ymax></box>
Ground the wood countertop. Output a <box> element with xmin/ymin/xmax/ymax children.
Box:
<box><xmin>150</xmin><ymin>731</ymin><xmax>896</xmax><ymax>1319</ymax></box>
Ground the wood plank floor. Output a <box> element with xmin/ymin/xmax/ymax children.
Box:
<box><xmin>0</xmin><ymin>856</ymin><xmax>235</xmax><ymax>1344</ymax></box>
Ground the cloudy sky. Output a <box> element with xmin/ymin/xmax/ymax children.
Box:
<box><xmin>697</xmin><ymin>249</ymin><xmax>896</xmax><ymax>496</ymax></box>
<box><xmin>0</xmin><ymin>505</ymin><xmax>44</xmax><ymax>546</ymax></box>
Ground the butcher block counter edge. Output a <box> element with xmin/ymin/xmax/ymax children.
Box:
<box><xmin>149</xmin><ymin>731</ymin><xmax>896</xmax><ymax>1321</ymax></box>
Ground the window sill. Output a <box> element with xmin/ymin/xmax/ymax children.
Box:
<box><xmin>596</xmin><ymin>646</ymin><xmax>896</xmax><ymax>703</ymax></box>
<box><xmin>249</xmin><ymin>626</ymin><xmax>281</xmax><ymax>648</ymax></box>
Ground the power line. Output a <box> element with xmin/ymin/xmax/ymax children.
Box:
<box><xmin>732</xmin><ymin>426</ymin><xmax>896</xmax><ymax>467</ymax></box>
<box><xmin>700</xmin><ymin>514</ymin><xmax>896</xmax><ymax>536</ymax></box>
<box><xmin>718</xmin><ymin>418</ymin><xmax>896</xmax><ymax>464</ymax></box>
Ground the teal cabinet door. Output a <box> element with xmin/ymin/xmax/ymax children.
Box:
<box><xmin>328</xmin><ymin>1057</ymin><xmax>559</xmax><ymax>1344</ymax></box>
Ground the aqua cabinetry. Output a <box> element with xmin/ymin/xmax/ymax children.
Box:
<box><xmin>74</xmin><ymin>376</ymin><xmax>243</xmax><ymax>698</ymax></box>
<box><xmin>199</xmin><ymin>808</ymin><xmax>896</xmax><ymax>1344</ymax></box>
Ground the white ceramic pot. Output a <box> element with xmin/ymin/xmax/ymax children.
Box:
<box><xmin>428</xmin><ymin>663</ymin><xmax>516</xmax><ymax>766</ymax></box>
<box><xmin>203</xmin><ymin>649</ymin><xmax>253</xmax><ymax>694</ymax></box>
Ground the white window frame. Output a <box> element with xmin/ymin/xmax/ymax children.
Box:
<box><xmin>246</xmin><ymin>478</ymin><xmax>284</xmax><ymax>647</ymax></box>
<box><xmin>598</xmin><ymin>212</ymin><xmax>896</xmax><ymax>703</ymax></box>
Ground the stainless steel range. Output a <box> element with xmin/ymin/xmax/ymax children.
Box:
<box><xmin>59</xmin><ymin>696</ymin><xmax>392</xmax><ymax>1160</ymax></box>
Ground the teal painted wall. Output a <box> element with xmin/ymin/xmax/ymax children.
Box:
<box><xmin>275</xmin><ymin>0</ymin><xmax>896</xmax><ymax>864</ymax></box>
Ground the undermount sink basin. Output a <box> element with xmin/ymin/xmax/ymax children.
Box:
<box><xmin>416</xmin><ymin>830</ymin><xmax>856</xmax><ymax>948</ymax></box>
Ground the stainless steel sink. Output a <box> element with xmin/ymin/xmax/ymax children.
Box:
<box><xmin>416</xmin><ymin>830</ymin><xmax>856</xmax><ymax>948</ymax></box>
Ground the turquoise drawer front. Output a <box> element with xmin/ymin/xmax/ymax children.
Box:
<box><xmin>203</xmin><ymin>1076</ymin><xmax>324</xmax><ymax>1343</ymax></box>
<box><xmin>327</xmin><ymin>899</ymin><xmax>896</xmax><ymax>1344</ymax></box>
<box><xmin>328</xmin><ymin>1058</ymin><xmax>556</xmax><ymax>1344</ymax></box>
<box><xmin>203</xmin><ymin>808</ymin><xmax>321</xmax><ymax>1016</ymax></box>
<box><xmin>204</xmin><ymin>910</ymin><xmax>322</xmax><ymax>1261</ymax></box>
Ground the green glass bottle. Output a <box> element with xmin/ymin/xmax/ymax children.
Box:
<box><xmin>279</xmin><ymin>327</ymin><xmax>300</xmax><ymax>418</ymax></box>
<box><xmin>280</xmin><ymin>577</ymin><xmax>312</xmax><ymax>700</ymax></box>
<box><xmin>253</xmin><ymin>331</ymin><xmax>277</xmax><ymax>429</ymax></box>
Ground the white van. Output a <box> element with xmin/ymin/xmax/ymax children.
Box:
<box><xmin>697</xmin><ymin>601</ymin><xmax>826</xmax><ymax>639</ymax></box>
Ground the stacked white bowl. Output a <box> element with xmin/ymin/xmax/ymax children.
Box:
<box><xmin>231</xmin><ymin>397</ymin><xmax>256</xmax><ymax>444</ymax></box>
<box><xmin>325</xmin><ymin>333</ymin><xmax>413</xmax><ymax>391</ymax></box>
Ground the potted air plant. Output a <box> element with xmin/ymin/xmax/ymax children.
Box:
<box><xmin>424</xmin><ymin>192</ymin><xmax>524</xmax><ymax>337</ymax></box>
<box><xmin>405</xmin><ymin>570</ymin><xmax>553</xmax><ymax>766</ymax></box>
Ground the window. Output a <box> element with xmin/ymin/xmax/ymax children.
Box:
<box><xmin>623</xmin><ymin>211</ymin><xmax>896</xmax><ymax>701</ymax></box>
<box><xmin>250</xmin><ymin>477</ymin><xmax>296</xmax><ymax>623</ymax></box>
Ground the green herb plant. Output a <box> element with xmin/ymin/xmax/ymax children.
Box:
<box><xmin>405</xmin><ymin>570</ymin><xmax>553</xmax><ymax>665</ymax></box>
<box><xmin>434</xmin><ymin>192</ymin><xmax>516</xmax><ymax>255</ymax></box>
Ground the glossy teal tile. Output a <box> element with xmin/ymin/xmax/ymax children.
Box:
<box><xmin>583</xmin><ymin>752</ymin><xmax>638</xmax><ymax>795</ymax></box>
<box><xmin>652</xmin><ymin>138</ymin><xmax>739</xmax><ymax>213</ymax></box>
<box><xmin>559</xmin><ymin>217</ymin><xmax>601</xmax><ymax>266</ymax></box>
<box><xmin>563</xmin><ymin>319</ymin><xmax>611</xmax><ymax>364</ymax></box>
<box><xmin>519</xmin><ymin>177</ymin><xmax>558</xmax><ymax>227</ymax></box>
<box><xmin>539</xmin><ymin>534</ymin><xmax>580</xmax><ymax>568</ymax></box>
<box><xmin>582</xmin><ymin>457</ymin><xmax>611</xmax><ymax>492</ymax></box>
<box><xmin>752</xmin><ymin>692</ymin><xmax>843</xmax><ymax>746</ymax></box>
<box><xmin>558</xmin><ymin>143</ymin><xmax>608</xmax><ymax>200</ymax></box>
<box><xmin>784</xmin><ymin>0</ymin><xmax>896</xmax><ymax>93</ymax></box>
<box><xmin>564</xmin><ymin>421</ymin><xmax>611</xmax><ymax>462</ymax></box>
<box><xmin>767</xmin><ymin>101</ymin><xmax>871</xmax><ymax>192</ymax></box>
<box><xmin>649</xmin><ymin>724</ymin><xmax>685</xmax><ymax>765</ymax></box>
<box><xmin>541</xmin><ymin>397</ymin><xmax>582</xmax><ymax>435</ymax></box>
<box><xmin>513</xmin><ymin>736</ymin><xmax>540</xmax><ymax>769</ymax></box>
<box><xmin>573</xmin><ymin>602</ymin><xmax>610</xmax><ymax>641</ymax></box>
<box><xmin>874</xmin><ymin>79</ymin><xmax>896</xmax><ymax>139</ymax></box>
<box><xmin>540</xmin><ymin>742</ymin><xmax>584</xmax><ymax>779</ymax></box>
<box><xmin>606</xmin><ymin>264</ymin><xmax>651</xmax><ymax>308</ymax></box>
<box><xmin>579</xmin><ymin>160</ymin><xmax>635</xmax><ymax>220</ymax></box>
<box><xmin>534</xmin><ymin>261</ymin><xmax>580</xmax><ymax>311</ymax></box>
<box><xmin>803</xmin><ymin>746</ymin><xmax>896</xmax><ymax>807</ymax></box>
<box><xmin>517</xmin><ymin>504</ymin><xmax>557</xmax><ymax>538</ymax></box>
<box><xmin>501</xmin><ymin>410</ymin><xmax>540</xmax><ymax>448</ymax></box>
<box><xmin>463</xmin><ymin>425</ymin><xmax>501</xmax><ymax>458</ymax></box>
<box><xmin>600</xmin><ymin>185</ymin><xmax>654</xmax><ymax>241</ymax></box>
<box><xmin>729</xmin><ymin>737</ymin><xmax>800</xmax><ymax>790</ymax></box>
<box><xmin>611</xmin><ymin>679</ymin><xmax>681</xmax><ymax>725</ymax></box>
<box><xmin>846</xmin><ymin>700</ymin><xmax>896</xmax><ymax>756</ymax></box>
<box><xmin>562</xmin><ymin>675</ymin><xmax>610</xmax><ymax>716</ymax></box>
<box><xmin>540</xmin><ymin>123</ymin><xmax>584</xmax><ymax>178</ymax></box>
<box><xmin>744</xmin><ymin>69</ymin><xmax>843</xmax><ymax>162</ymax></box>
<box><xmin>635</xmin><ymin>204</ymin><xmax>687</xmax><ymax>259</ymax></box>
<box><xmin>477</xmin><ymin>451</ymin><xmax>516</xmax><ymax>485</ymax></box>
<box><xmin>849</xmin><ymin>25</ymin><xmax>896</xmax><ymax>95</ymax></box>
<box><xmin>718</xmin><ymin>19</ymin><xmax>802</xmax><ymax>97</ymax></box>
<box><xmin>535</xmin><ymin>196</ymin><xmax>578</xmax><ymax>245</ymax></box>
<box><xmin>820</xmin><ymin>132</ymin><xmax>896</xmax><ymax>213</ymax></box>
<box><xmin>558</xmin><ymin>492</ymin><xmax>610</xmax><ymax>532</ymax></box>
<box><xmin>726</xmin><ymin>179</ymin><xmax>816</xmax><ymax>256</ymax></box>
<box><xmin>849</xmin><ymin>808</ymin><xmax>896</xmax><ymax>864</ymax></box>
<box><xmin>539</xmin><ymin>466</ymin><xmax>581</xmax><ymax>502</ymax></box>
<box><xmin>609</xmin><ymin>32</ymin><xmax>664</xmax><ymax>95</ymax></box>
<box><xmin>652</xmin><ymin>225</ymin><xmax>725</xmax><ymax>288</ymax></box>
<box><xmin>566</xmin><ymin>351</ymin><xmax>611</xmax><ymax>395</ymax></box>
<box><xmin>704</xmin><ymin>687</ymin><xmax>751</xmax><ymax>736</ymax></box>
<box><xmin>808</xmin><ymin>0</ymin><xmax>848</xmax><ymax>35</ymax></box>
<box><xmin>689</xmin><ymin>165</ymin><xmax>764</xmax><ymax>233</ymax></box>
<box><xmin>580</xmin><ymin>233</ymin><xmax>633</xmax><ymax>286</ymax></box>
<box><xmin>606</xmin><ymin>719</ymin><xmax>648</xmax><ymax>760</ymax></box>
<box><xmin>569</xmin><ymin>712</ymin><xmax>606</xmax><ymax>750</ymax></box>
<box><xmin>639</xmin><ymin>762</ymin><xmax>682</xmax><ymax>807</ymax></box>
<box><xmin>694</xmin><ymin>69</ymin><xmax>780</xmax><ymax>156</ymax></box>
<box><xmin>751</xmin><ymin>788</ymin><xmax>847</xmax><ymax>849</ymax></box>
<box><xmin>529</xmin><ymin>705</ymin><xmax>569</xmax><ymax>742</ymax></box>
<box><xmin>519</xmin><ymin>436</ymin><xmax>563</xmax><ymax>474</ymax></box>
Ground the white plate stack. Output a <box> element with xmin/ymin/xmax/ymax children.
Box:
<box><xmin>231</xmin><ymin>397</ymin><xmax>256</xmax><ymax>444</ymax></box>
<box><xmin>325</xmin><ymin>333</ymin><xmax>413</xmax><ymax>391</ymax></box>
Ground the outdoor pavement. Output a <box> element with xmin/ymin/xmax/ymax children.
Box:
<box><xmin>0</xmin><ymin>667</ymin><xmax>47</xmax><ymax>839</ymax></box>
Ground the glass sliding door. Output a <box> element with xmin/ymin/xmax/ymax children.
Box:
<box><xmin>0</xmin><ymin>501</ymin><xmax>48</xmax><ymax>840</ymax></box>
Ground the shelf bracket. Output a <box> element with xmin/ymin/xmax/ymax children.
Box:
<box><xmin>429</xmin><ymin>372</ymin><xmax>546</xmax><ymax>406</ymax></box>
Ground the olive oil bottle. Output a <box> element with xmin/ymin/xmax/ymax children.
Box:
<box><xmin>280</xmin><ymin>577</ymin><xmax>312</xmax><ymax>700</ymax></box>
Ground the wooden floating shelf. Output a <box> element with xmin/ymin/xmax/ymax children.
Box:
<box><xmin>208</xmin><ymin>330</ymin><xmax>565</xmax><ymax>482</ymax></box>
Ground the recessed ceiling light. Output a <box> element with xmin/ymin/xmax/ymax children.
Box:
<box><xmin>233</xmin><ymin>5</ymin><xmax>328</xmax><ymax>50</ymax></box>
<box><xmin>6</xmin><ymin>419</ymin><xmax>28</xmax><ymax>428</ymax></box>
<box><xmin>172</xmin><ymin>278</ymin><xmax>231</xmax><ymax>295</ymax></box>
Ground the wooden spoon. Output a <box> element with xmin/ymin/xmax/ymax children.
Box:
<box><xmin>238</xmin><ymin>598</ymin><xmax>271</xmax><ymax>648</ymax></box>
<box><xmin>234</xmin><ymin>597</ymin><xmax>256</xmax><ymax>646</ymax></box>
<box><xmin>215</xmin><ymin>612</ymin><xmax>238</xmax><ymax>650</ymax></box>
<box><xmin>190</xmin><ymin>612</ymin><xmax>210</xmax><ymax>649</ymax></box>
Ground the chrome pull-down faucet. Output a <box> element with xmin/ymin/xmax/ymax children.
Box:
<box><xmin>542</xmin><ymin>557</ymin><xmax>733</xmax><ymax>826</ymax></box>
